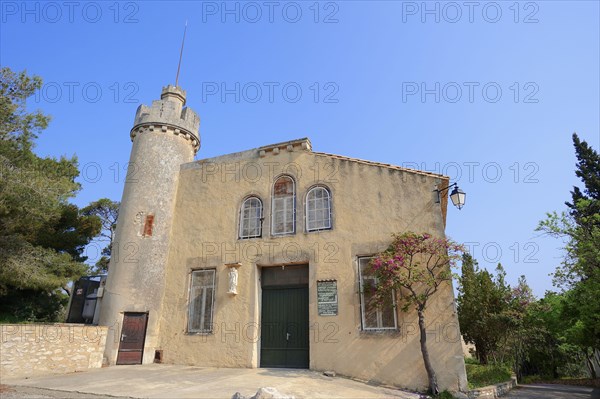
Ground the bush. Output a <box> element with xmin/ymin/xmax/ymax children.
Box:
<box><xmin>520</xmin><ymin>374</ymin><xmax>540</xmax><ymax>384</ymax></box>
<box><xmin>0</xmin><ymin>288</ymin><xmax>69</xmax><ymax>323</ymax></box>
<box><xmin>464</xmin><ymin>356</ymin><xmax>480</xmax><ymax>365</ymax></box>
<box><xmin>434</xmin><ymin>391</ymin><xmax>458</xmax><ymax>399</ymax></box>
<box><xmin>466</xmin><ymin>363</ymin><xmax>512</xmax><ymax>389</ymax></box>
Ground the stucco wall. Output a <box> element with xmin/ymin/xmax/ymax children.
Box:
<box><xmin>0</xmin><ymin>324</ymin><xmax>107</xmax><ymax>379</ymax></box>
<box><xmin>156</xmin><ymin>141</ymin><xmax>467</xmax><ymax>392</ymax></box>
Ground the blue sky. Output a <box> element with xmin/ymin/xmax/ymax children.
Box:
<box><xmin>2</xmin><ymin>1</ymin><xmax>599</xmax><ymax>296</ymax></box>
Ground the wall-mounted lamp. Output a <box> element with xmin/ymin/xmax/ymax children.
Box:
<box><xmin>435</xmin><ymin>182</ymin><xmax>466</xmax><ymax>210</ymax></box>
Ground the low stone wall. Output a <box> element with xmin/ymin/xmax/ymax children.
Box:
<box><xmin>1</xmin><ymin>323</ymin><xmax>107</xmax><ymax>379</ymax></box>
<box><xmin>467</xmin><ymin>377</ymin><xmax>518</xmax><ymax>398</ymax></box>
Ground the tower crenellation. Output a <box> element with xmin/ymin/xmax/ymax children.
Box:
<box><xmin>131</xmin><ymin>85</ymin><xmax>200</xmax><ymax>153</ymax></box>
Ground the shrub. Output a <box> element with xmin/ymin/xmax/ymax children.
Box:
<box><xmin>466</xmin><ymin>363</ymin><xmax>512</xmax><ymax>389</ymax></box>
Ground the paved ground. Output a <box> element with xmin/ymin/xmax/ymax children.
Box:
<box><xmin>2</xmin><ymin>365</ymin><xmax>425</xmax><ymax>399</ymax></box>
<box><xmin>504</xmin><ymin>384</ymin><xmax>600</xmax><ymax>399</ymax></box>
<box><xmin>0</xmin><ymin>385</ymin><xmax>125</xmax><ymax>399</ymax></box>
<box><xmin>4</xmin><ymin>366</ymin><xmax>600</xmax><ymax>399</ymax></box>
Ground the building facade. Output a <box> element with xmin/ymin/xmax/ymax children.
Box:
<box><xmin>99</xmin><ymin>85</ymin><xmax>468</xmax><ymax>393</ymax></box>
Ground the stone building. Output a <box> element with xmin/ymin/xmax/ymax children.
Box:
<box><xmin>98</xmin><ymin>85</ymin><xmax>468</xmax><ymax>393</ymax></box>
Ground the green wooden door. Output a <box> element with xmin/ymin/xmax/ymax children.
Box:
<box><xmin>261</xmin><ymin>286</ymin><xmax>309</xmax><ymax>368</ymax></box>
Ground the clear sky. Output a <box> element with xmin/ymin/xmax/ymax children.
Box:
<box><xmin>2</xmin><ymin>1</ymin><xmax>599</xmax><ymax>297</ymax></box>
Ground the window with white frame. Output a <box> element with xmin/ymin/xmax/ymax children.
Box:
<box><xmin>306</xmin><ymin>186</ymin><xmax>332</xmax><ymax>232</ymax></box>
<box><xmin>358</xmin><ymin>257</ymin><xmax>397</xmax><ymax>330</ymax></box>
<box><xmin>239</xmin><ymin>196</ymin><xmax>263</xmax><ymax>239</ymax></box>
<box><xmin>188</xmin><ymin>269</ymin><xmax>215</xmax><ymax>333</ymax></box>
<box><xmin>272</xmin><ymin>175</ymin><xmax>295</xmax><ymax>235</ymax></box>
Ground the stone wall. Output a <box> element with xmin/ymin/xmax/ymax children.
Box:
<box><xmin>467</xmin><ymin>377</ymin><xmax>518</xmax><ymax>398</ymax></box>
<box><xmin>0</xmin><ymin>324</ymin><xmax>107</xmax><ymax>379</ymax></box>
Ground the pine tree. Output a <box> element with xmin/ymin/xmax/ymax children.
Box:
<box><xmin>0</xmin><ymin>67</ymin><xmax>100</xmax><ymax>321</ymax></box>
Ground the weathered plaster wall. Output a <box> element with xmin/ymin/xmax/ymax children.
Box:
<box><xmin>0</xmin><ymin>324</ymin><xmax>107</xmax><ymax>379</ymax></box>
<box><xmin>157</xmin><ymin>141</ymin><xmax>467</xmax><ymax>393</ymax></box>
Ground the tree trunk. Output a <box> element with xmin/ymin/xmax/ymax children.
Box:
<box><xmin>586</xmin><ymin>352</ymin><xmax>597</xmax><ymax>379</ymax></box>
<box><xmin>418</xmin><ymin>309</ymin><xmax>439</xmax><ymax>395</ymax></box>
<box><xmin>593</xmin><ymin>349</ymin><xmax>600</xmax><ymax>378</ymax></box>
<box><xmin>476</xmin><ymin>343</ymin><xmax>488</xmax><ymax>365</ymax></box>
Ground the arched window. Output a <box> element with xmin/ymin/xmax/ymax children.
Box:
<box><xmin>239</xmin><ymin>197</ymin><xmax>263</xmax><ymax>239</ymax></box>
<box><xmin>272</xmin><ymin>176</ymin><xmax>295</xmax><ymax>235</ymax></box>
<box><xmin>306</xmin><ymin>186</ymin><xmax>332</xmax><ymax>232</ymax></box>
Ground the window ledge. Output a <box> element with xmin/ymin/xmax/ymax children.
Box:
<box><xmin>185</xmin><ymin>331</ymin><xmax>214</xmax><ymax>336</ymax></box>
<box><xmin>359</xmin><ymin>329</ymin><xmax>401</xmax><ymax>337</ymax></box>
<box><xmin>306</xmin><ymin>228</ymin><xmax>333</xmax><ymax>234</ymax></box>
<box><xmin>270</xmin><ymin>232</ymin><xmax>296</xmax><ymax>238</ymax></box>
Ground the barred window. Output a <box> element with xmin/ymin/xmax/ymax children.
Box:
<box><xmin>358</xmin><ymin>257</ymin><xmax>397</xmax><ymax>331</ymax></box>
<box><xmin>188</xmin><ymin>269</ymin><xmax>215</xmax><ymax>333</ymax></box>
<box><xmin>306</xmin><ymin>186</ymin><xmax>332</xmax><ymax>232</ymax></box>
<box><xmin>272</xmin><ymin>176</ymin><xmax>295</xmax><ymax>235</ymax></box>
<box><xmin>239</xmin><ymin>197</ymin><xmax>263</xmax><ymax>239</ymax></box>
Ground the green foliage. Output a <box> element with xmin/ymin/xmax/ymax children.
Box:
<box><xmin>0</xmin><ymin>288</ymin><xmax>69</xmax><ymax>323</ymax></box>
<box><xmin>93</xmin><ymin>256</ymin><xmax>111</xmax><ymax>274</ymax></box>
<box><xmin>465</xmin><ymin>362</ymin><xmax>512</xmax><ymax>389</ymax></box>
<box><xmin>567</xmin><ymin>133</ymin><xmax>600</xmax><ymax>222</ymax></box>
<box><xmin>81</xmin><ymin>198</ymin><xmax>119</xmax><ymax>273</ymax></box>
<box><xmin>0</xmin><ymin>67</ymin><xmax>49</xmax><ymax>149</ymax></box>
<box><xmin>433</xmin><ymin>390</ymin><xmax>458</xmax><ymax>399</ymax></box>
<box><xmin>537</xmin><ymin>134</ymin><xmax>600</xmax><ymax>292</ymax></box>
<box><xmin>35</xmin><ymin>204</ymin><xmax>102</xmax><ymax>262</ymax></box>
<box><xmin>464</xmin><ymin>357</ymin><xmax>480</xmax><ymax>365</ymax></box>
<box><xmin>456</xmin><ymin>134</ymin><xmax>600</xmax><ymax>384</ymax></box>
<box><xmin>458</xmin><ymin>134</ymin><xmax>600</xmax><ymax>380</ymax></box>
<box><xmin>536</xmin><ymin>133</ymin><xmax>600</xmax><ymax>376</ymax></box>
<box><xmin>0</xmin><ymin>67</ymin><xmax>99</xmax><ymax>322</ymax></box>
<box><xmin>457</xmin><ymin>255</ymin><xmax>512</xmax><ymax>364</ymax></box>
<box><xmin>457</xmin><ymin>258</ymin><xmax>588</xmax><ymax>379</ymax></box>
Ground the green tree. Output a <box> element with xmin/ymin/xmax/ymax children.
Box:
<box><xmin>457</xmin><ymin>255</ymin><xmax>511</xmax><ymax>365</ymax></box>
<box><xmin>517</xmin><ymin>291</ymin><xmax>593</xmax><ymax>379</ymax></box>
<box><xmin>82</xmin><ymin>198</ymin><xmax>119</xmax><ymax>274</ymax></box>
<box><xmin>560</xmin><ymin>282</ymin><xmax>600</xmax><ymax>377</ymax></box>
<box><xmin>567</xmin><ymin>133</ymin><xmax>600</xmax><ymax>229</ymax></box>
<box><xmin>0</xmin><ymin>67</ymin><xmax>49</xmax><ymax>148</ymax></box>
<box><xmin>0</xmin><ymin>67</ymin><xmax>100</xmax><ymax>321</ymax></box>
<box><xmin>369</xmin><ymin>232</ymin><xmax>463</xmax><ymax>395</ymax></box>
<box><xmin>501</xmin><ymin>276</ymin><xmax>536</xmax><ymax>379</ymax></box>
<box><xmin>537</xmin><ymin>133</ymin><xmax>600</xmax><ymax>375</ymax></box>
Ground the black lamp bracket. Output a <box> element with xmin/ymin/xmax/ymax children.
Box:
<box><xmin>435</xmin><ymin>182</ymin><xmax>458</xmax><ymax>195</ymax></box>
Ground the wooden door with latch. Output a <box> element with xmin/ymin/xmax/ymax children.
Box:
<box><xmin>116</xmin><ymin>312</ymin><xmax>148</xmax><ymax>365</ymax></box>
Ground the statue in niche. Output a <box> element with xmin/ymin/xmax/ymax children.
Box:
<box><xmin>228</xmin><ymin>267</ymin><xmax>238</xmax><ymax>295</ymax></box>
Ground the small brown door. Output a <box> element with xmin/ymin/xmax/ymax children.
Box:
<box><xmin>116</xmin><ymin>312</ymin><xmax>148</xmax><ymax>365</ymax></box>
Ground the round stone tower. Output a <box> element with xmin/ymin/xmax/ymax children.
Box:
<box><xmin>99</xmin><ymin>85</ymin><xmax>200</xmax><ymax>365</ymax></box>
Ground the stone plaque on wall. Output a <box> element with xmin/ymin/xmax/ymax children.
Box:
<box><xmin>317</xmin><ymin>280</ymin><xmax>338</xmax><ymax>316</ymax></box>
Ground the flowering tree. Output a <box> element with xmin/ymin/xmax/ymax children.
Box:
<box><xmin>369</xmin><ymin>232</ymin><xmax>464</xmax><ymax>395</ymax></box>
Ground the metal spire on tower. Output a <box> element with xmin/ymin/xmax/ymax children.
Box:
<box><xmin>175</xmin><ymin>20</ymin><xmax>188</xmax><ymax>87</ymax></box>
